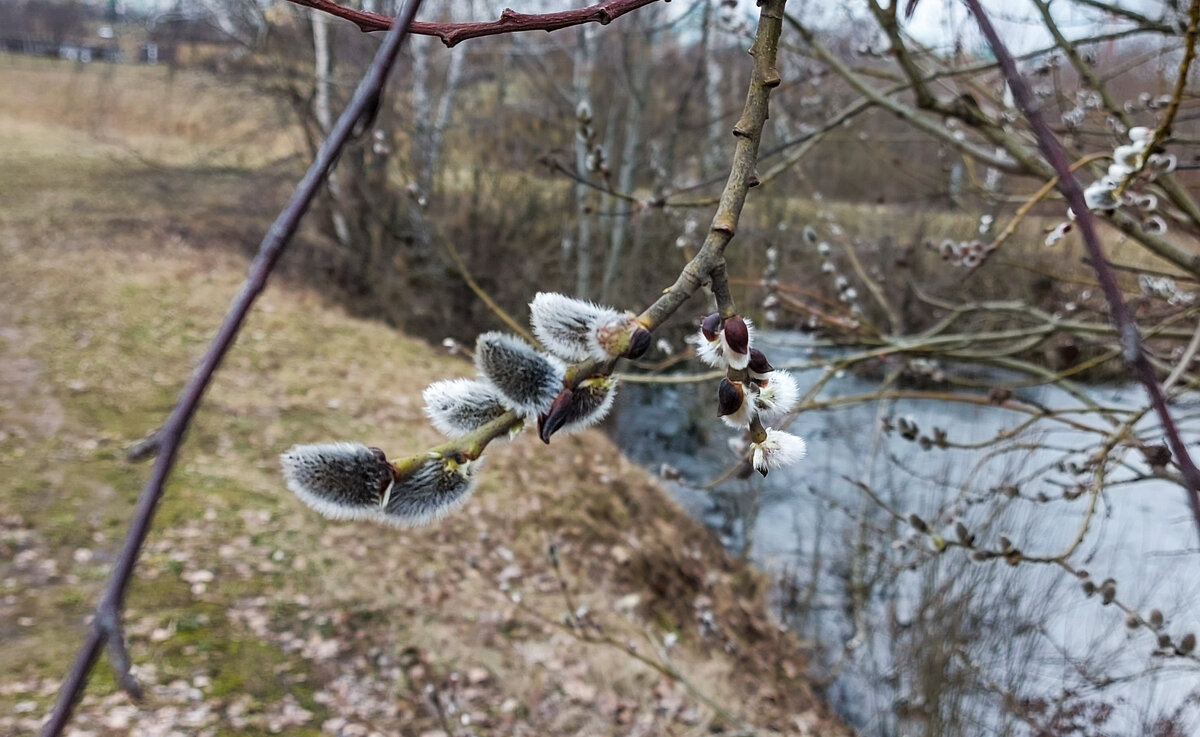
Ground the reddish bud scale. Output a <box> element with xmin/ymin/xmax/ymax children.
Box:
<box><xmin>624</xmin><ymin>327</ymin><xmax>653</xmax><ymax>359</ymax></box>
<box><xmin>701</xmin><ymin>312</ymin><xmax>722</xmax><ymax>341</ymax></box>
<box><xmin>723</xmin><ymin>315</ymin><xmax>749</xmax><ymax>355</ymax></box>
<box><xmin>748</xmin><ymin>348</ymin><xmax>773</xmax><ymax>375</ymax></box>
<box><xmin>717</xmin><ymin>378</ymin><xmax>745</xmax><ymax>417</ymax></box>
<box><xmin>539</xmin><ymin>388</ymin><xmax>575</xmax><ymax>444</ymax></box>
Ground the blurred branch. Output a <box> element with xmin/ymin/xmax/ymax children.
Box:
<box><xmin>1070</xmin><ymin>0</ymin><xmax>1177</xmax><ymax>34</ymax></box>
<box><xmin>1116</xmin><ymin>0</ymin><xmax>1200</xmax><ymax>195</ymax></box>
<box><xmin>39</xmin><ymin>2</ymin><xmax>427</xmax><ymax>735</ymax></box>
<box><xmin>964</xmin><ymin>0</ymin><xmax>1200</xmax><ymax>540</ymax></box>
<box><xmin>286</xmin><ymin>0</ymin><xmax>663</xmax><ymax>47</ymax></box>
<box><xmin>1033</xmin><ymin>0</ymin><xmax>1200</xmax><ymax>229</ymax></box>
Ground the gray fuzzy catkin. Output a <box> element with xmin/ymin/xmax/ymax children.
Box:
<box><xmin>378</xmin><ymin>455</ymin><xmax>478</xmax><ymax>526</ymax></box>
<box><xmin>280</xmin><ymin>442</ymin><xmax>392</xmax><ymax>521</ymax></box>
<box><xmin>529</xmin><ymin>292</ymin><xmax>618</xmax><ymax>362</ymax></box>
<box><xmin>423</xmin><ymin>379</ymin><xmax>509</xmax><ymax>437</ymax></box>
<box><xmin>557</xmin><ymin>378</ymin><xmax>618</xmax><ymax>435</ymax></box>
<box><xmin>474</xmin><ymin>332</ymin><xmax>565</xmax><ymax>416</ymax></box>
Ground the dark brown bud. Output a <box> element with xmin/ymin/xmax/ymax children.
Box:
<box><xmin>1149</xmin><ymin>609</ymin><xmax>1164</xmax><ymax>629</ymax></box>
<box><xmin>723</xmin><ymin>315</ymin><xmax>749</xmax><ymax>356</ymax></box>
<box><xmin>701</xmin><ymin>312</ymin><xmax>722</xmax><ymax>341</ymax></box>
<box><xmin>538</xmin><ymin>388</ymin><xmax>575</xmax><ymax>444</ymax></box>
<box><xmin>1082</xmin><ymin>580</ymin><xmax>1096</xmax><ymax>596</ymax></box>
<box><xmin>717</xmin><ymin>378</ymin><xmax>745</xmax><ymax>417</ymax></box>
<box><xmin>1158</xmin><ymin>633</ymin><xmax>1173</xmax><ymax>649</ymax></box>
<box><xmin>748</xmin><ymin>348</ymin><xmax>773</xmax><ymax>375</ymax></box>
<box><xmin>1180</xmin><ymin>633</ymin><xmax>1196</xmax><ymax>654</ymax></box>
<box><xmin>908</xmin><ymin>514</ymin><xmax>928</xmax><ymax>533</ymax></box>
<box><xmin>987</xmin><ymin>387</ymin><xmax>1013</xmax><ymax>405</ymax></box>
<box><xmin>1126</xmin><ymin>615</ymin><xmax>1140</xmax><ymax>630</ymax></box>
<box><xmin>624</xmin><ymin>327</ymin><xmax>652</xmax><ymax>359</ymax></box>
<box><xmin>1144</xmin><ymin>444</ymin><xmax>1171</xmax><ymax>469</ymax></box>
<box><xmin>1100</xmin><ymin>578</ymin><xmax>1116</xmax><ymax>605</ymax></box>
<box><xmin>955</xmin><ymin>521</ymin><xmax>974</xmax><ymax>546</ymax></box>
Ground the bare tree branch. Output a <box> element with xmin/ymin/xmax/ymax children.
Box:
<box><xmin>963</xmin><ymin>0</ymin><xmax>1200</xmax><ymax>541</ymax></box>
<box><xmin>285</xmin><ymin>0</ymin><xmax>663</xmax><ymax>47</ymax></box>
<box><xmin>39</xmin><ymin>1</ymin><xmax>426</xmax><ymax>734</ymax></box>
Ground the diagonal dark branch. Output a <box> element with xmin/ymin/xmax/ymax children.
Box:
<box><xmin>39</xmin><ymin>1</ymin><xmax>426</xmax><ymax>734</ymax></box>
<box><xmin>286</xmin><ymin>0</ymin><xmax>662</xmax><ymax>47</ymax></box>
<box><xmin>962</xmin><ymin>0</ymin><xmax>1200</xmax><ymax>540</ymax></box>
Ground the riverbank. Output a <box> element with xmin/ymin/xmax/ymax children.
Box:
<box><xmin>0</xmin><ymin>115</ymin><xmax>852</xmax><ymax>735</ymax></box>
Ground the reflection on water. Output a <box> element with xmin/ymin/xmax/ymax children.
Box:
<box><xmin>612</xmin><ymin>330</ymin><xmax>1200</xmax><ymax>736</ymax></box>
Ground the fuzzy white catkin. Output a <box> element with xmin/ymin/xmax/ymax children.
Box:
<box><xmin>751</xmin><ymin>429</ymin><xmax>807</xmax><ymax>476</ymax></box>
<box><xmin>755</xmin><ymin>370</ymin><xmax>799</xmax><ymax>425</ymax></box>
<box><xmin>280</xmin><ymin>442</ymin><xmax>393</xmax><ymax>521</ymax></box>
<box><xmin>423</xmin><ymin>379</ymin><xmax>510</xmax><ymax>437</ymax></box>
<box><xmin>474</xmin><ymin>331</ymin><xmax>566</xmax><ymax>417</ymax></box>
<box><xmin>377</xmin><ymin>455</ymin><xmax>478</xmax><ymax>527</ymax></box>
<box><xmin>555</xmin><ymin>377</ymin><xmax>619</xmax><ymax>435</ymax></box>
<box><xmin>529</xmin><ymin>292</ymin><xmax>620</xmax><ymax>362</ymax></box>
<box><xmin>691</xmin><ymin>317</ymin><xmax>755</xmax><ymax>370</ymax></box>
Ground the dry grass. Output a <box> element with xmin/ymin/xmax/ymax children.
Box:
<box><xmin>0</xmin><ymin>52</ymin><xmax>299</xmax><ymax>167</ymax></box>
<box><xmin>0</xmin><ymin>99</ymin><xmax>848</xmax><ymax>736</ymax></box>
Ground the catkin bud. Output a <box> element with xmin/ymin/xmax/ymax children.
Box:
<box><xmin>721</xmin><ymin>315</ymin><xmax>751</xmax><ymax>369</ymax></box>
<box><xmin>280</xmin><ymin>443</ymin><xmax>394</xmax><ymax>521</ymax></box>
<box><xmin>379</xmin><ymin>451</ymin><xmax>479</xmax><ymax>527</ymax></box>
<box><xmin>717</xmin><ymin>378</ymin><xmax>746</xmax><ymax>418</ymax></box>
<box><xmin>1179</xmin><ymin>633</ymin><xmax>1196</xmax><ymax>655</ymax></box>
<box><xmin>538</xmin><ymin>376</ymin><xmax>618</xmax><ymax>443</ymax></box>
<box><xmin>475</xmin><ymin>332</ymin><xmax>565</xmax><ymax>417</ymax></box>
<box><xmin>423</xmin><ymin>379</ymin><xmax>510</xmax><ymax>438</ymax></box>
<box><xmin>1100</xmin><ymin>578</ymin><xmax>1116</xmax><ymax>605</ymax></box>
<box><xmin>954</xmin><ymin>521</ymin><xmax>973</xmax><ymax>546</ymax></box>
<box><xmin>529</xmin><ymin>292</ymin><xmax>619</xmax><ymax>362</ymax></box>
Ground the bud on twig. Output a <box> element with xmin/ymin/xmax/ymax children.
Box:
<box><xmin>475</xmin><ymin>331</ymin><xmax>565</xmax><ymax>417</ymax></box>
<box><xmin>280</xmin><ymin>443</ymin><xmax>395</xmax><ymax>521</ymax></box>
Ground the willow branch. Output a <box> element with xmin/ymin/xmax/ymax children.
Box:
<box><xmin>1117</xmin><ymin>0</ymin><xmax>1200</xmax><ymax>194</ymax></box>
<box><xmin>1033</xmin><ymin>0</ymin><xmax>1200</xmax><ymax>228</ymax></box>
<box><xmin>639</xmin><ymin>0</ymin><xmax>787</xmax><ymax>329</ymax></box>
<box><xmin>964</xmin><ymin>0</ymin><xmax>1200</xmax><ymax>541</ymax></box>
<box><xmin>286</xmin><ymin>0</ymin><xmax>662</xmax><ymax>47</ymax></box>
<box><xmin>39</xmin><ymin>2</ymin><xmax>426</xmax><ymax>734</ymax></box>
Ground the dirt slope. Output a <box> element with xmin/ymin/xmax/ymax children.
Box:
<box><xmin>0</xmin><ymin>113</ymin><xmax>850</xmax><ymax>736</ymax></box>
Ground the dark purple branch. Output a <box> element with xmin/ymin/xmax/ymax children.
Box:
<box><xmin>962</xmin><ymin>0</ymin><xmax>1200</xmax><ymax>538</ymax></box>
<box><xmin>39</xmin><ymin>1</ymin><xmax>425</xmax><ymax>734</ymax></box>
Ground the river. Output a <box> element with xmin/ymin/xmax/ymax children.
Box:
<box><xmin>611</xmin><ymin>329</ymin><xmax>1200</xmax><ymax>737</ymax></box>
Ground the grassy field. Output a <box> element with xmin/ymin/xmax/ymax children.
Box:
<box><xmin>0</xmin><ymin>57</ymin><xmax>848</xmax><ymax>736</ymax></box>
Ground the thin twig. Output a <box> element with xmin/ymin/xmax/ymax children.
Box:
<box><xmin>963</xmin><ymin>0</ymin><xmax>1200</xmax><ymax>540</ymax></box>
<box><xmin>286</xmin><ymin>0</ymin><xmax>662</xmax><ymax>47</ymax></box>
<box><xmin>39</xmin><ymin>2</ymin><xmax>426</xmax><ymax>734</ymax></box>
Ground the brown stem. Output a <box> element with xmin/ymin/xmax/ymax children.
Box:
<box><xmin>286</xmin><ymin>0</ymin><xmax>662</xmax><ymax>47</ymax></box>
<box><xmin>638</xmin><ymin>0</ymin><xmax>786</xmax><ymax>331</ymax></box>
